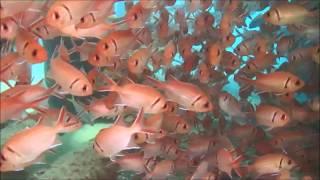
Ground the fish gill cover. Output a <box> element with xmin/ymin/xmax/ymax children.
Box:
<box><xmin>0</xmin><ymin>0</ymin><xmax>319</xmax><ymax>180</ymax></box>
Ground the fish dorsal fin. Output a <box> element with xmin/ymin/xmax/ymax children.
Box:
<box><xmin>131</xmin><ymin>108</ymin><xmax>144</xmax><ymax>131</ymax></box>
<box><xmin>114</xmin><ymin>115</ymin><xmax>127</xmax><ymax>127</ymax></box>
<box><xmin>166</xmin><ymin>74</ymin><xmax>179</xmax><ymax>82</ymax></box>
<box><xmin>119</xmin><ymin>77</ymin><xmax>135</xmax><ymax>86</ymax></box>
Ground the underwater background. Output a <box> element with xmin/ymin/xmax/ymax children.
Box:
<box><xmin>0</xmin><ymin>0</ymin><xmax>319</xmax><ymax>180</ymax></box>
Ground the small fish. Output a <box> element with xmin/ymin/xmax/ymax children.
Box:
<box><xmin>120</xmin><ymin>2</ymin><xmax>152</xmax><ymax>29</ymax></box>
<box><xmin>264</xmin><ymin>3</ymin><xmax>317</xmax><ymax>25</ymax></box>
<box><xmin>218</xmin><ymin>92</ymin><xmax>248</xmax><ymax>120</ymax></box>
<box><xmin>15</xmin><ymin>29</ymin><xmax>48</xmax><ymax>64</ymax></box>
<box><xmin>242</xmin><ymin>52</ymin><xmax>276</xmax><ymax>75</ymax></box>
<box><xmin>146</xmin><ymin>75</ymin><xmax>213</xmax><ymax>112</ymax></box>
<box><xmin>127</xmin><ymin>47</ymin><xmax>154</xmax><ymax>76</ymax></box>
<box><xmin>49</xmin><ymin>56</ymin><xmax>93</xmax><ymax>96</ymax></box>
<box><xmin>75</xmin><ymin>1</ymin><xmax>115</xmax><ymax>29</ymax></box>
<box><xmin>236</xmin><ymin>71</ymin><xmax>305</xmax><ymax>94</ymax></box>
<box><xmin>162</xmin><ymin>40</ymin><xmax>176</xmax><ymax>69</ymax></box>
<box><xmin>220</xmin><ymin>51</ymin><xmax>241</xmax><ymax>74</ymax></box>
<box><xmin>98</xmin><ymin>75</ymin><xmax>168</xmax><ymax>114</ymax></box>
<box><xmin>252</xmin><ymin>104</ymin><xmax>290</xmax><ymax>130</ymax></box>
<box><xmin>197</xmin><ymin>62</ymin><xmax>211</xmax><ymax>84</ymax></box>
<box><xmin>162</xmin><ymin>114</ymin><xmax>190</xmax><ymax>134</ymax></box>
<box><xmin>96</xmin><ymin>29</ymin><xmax>140</xmax><ymax>58</ymax></box>
<box><xmin>204</xmin><ymin>41</ymin><xmax>223</xmax><ymax>67</ymax></box>
<box><xmin>0</xmin><ymin>107</ymin><xmax>80</xmax><ymax>172</ymax></box>
<box><xmin>240</xmin><ymin>153</ymin><xmax>297</xmax><ymax>178</ymax></box>
<box><xmin>46</xmin><ymin>0</ymin><xmax>94</xmax><ymax>30</ymax></box>
<box><xmin>93</xmin><ymin>109</ymin><xmax>146</xmax><ymax>159</ymax></box>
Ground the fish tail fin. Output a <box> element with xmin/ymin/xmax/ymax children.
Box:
<box><xmin>144</xmin><ymin>75</ymin><xmax>165</xmax><ymax>89</ymax></box>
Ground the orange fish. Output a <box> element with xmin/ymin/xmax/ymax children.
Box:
<box><xmin>204</xmin><ymin>41</ymin><xmax>223</xmax><ymax>67</ymax></box>
<box><xmin>236</xmin><ymin>71</ymin><xmax>305</xmax><ymax>94</ymax></box>
<box><xmin>241</xmin><ymin>153</ymin><xmax>297</xmax><ymax>178</ymax></box>
<box><xmin>46</xmin><ymin>0</ymin><xmax>94</xmax><ymax>30</ymax></box>
<box><xmin>75</xmin><ymin>1</ymin><xmax>115</xmax><ymax>29</ymax></box>
<box><xmin>0</xmin><ymin>107</ymin><xmax>80</xmax><ymax>172</ymax></box>
<box><xmin>146</xmin><ymin>75</ymin><xmax>213</xmax><ymax>112</ymax></box>
<box><xmin>162</xmin><ymin>114</ymin><xmax>190</xmax><ymax>134</ymax></box>
<box><xmin>242</xmin><ymin>52</ymin><xmax>276</xmax><ymax>75</ymax></box>
<box><xmin>96</xmin><ymin>29</ymin><xmax>140</xmax><ymax>58</ymax></box>
<box><xmin>264</xmin><ymin>3</ymin><xmax>316</xmax><ymax>25</ymax></box>
<box><xmin>98</xmin><ymin>75</ymin><xmax>167</xmax><ymax>114</ymax></box>
<box><xmin>15</xmin><ymin>29</ymin><xmax>48</xmax><ymax>64</ymax></box>
<box><xmin>253</xmin><ymin>104</ymin><xmax>290</xmax><ymax>130</ymax></box>
<box><xmin>49</xmin><ymin>56</ymin><xmax>93</xmax><ymax>96</ymax></box>
<box><xmin>93</xmin><ymin>108</ymin><xmax>147</xmax><ymax>159</ymax></box>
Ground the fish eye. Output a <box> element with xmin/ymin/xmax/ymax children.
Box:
<box><xmin>247</xmin><ymin>65</ymin><xmax>251</xmax><ymax>69</ymax></box>
<box><xmin>223</xmin><ymin>94</ymin><xmax>229</xmax><ymax>101</ymax></box>
<box><xmin>266</xmin><ymin>12</ymin><xmax>270</xmax><ymax>17</ymax></box>
<box><xmin>217</xmin><ymin>49</ymin><xmax>221</xmax><ymax>56</ymax></box>
<box><xmin>134</xmin><ymin>133</ymin><xmax>139</xmax><ymax>140</ymax></box>
<box><xmin>162</xmin><ymin>103</ymin><xmax>167</xmax><ymax>109</ymax></box>
<box><xmin>32</xmin><ymin>49</ymin><xmax>38</xmax><ymax>57</ymax></box>
<box><xmin>203</xmin><ymin>102</ymin><xmax>209</xmax><ymax>108</ymax></box>
<box><xmin>92</xmin><ymin>79</ymin><xmax>95</xmax><ymax>84</ymax></box>
<box><xmin>183</xmin><ymin>124</ymin><xmax>187</xmax><ymax>129</ymax></box>
<box><xmin>1</xmin><ymin>23</ymin><xmax>8</xmax><ymax>31</ymax></box>
<box><xmin>80</xmin><ymin>17</ymin><xmax>85</xmax><ymax>23</ymax></box>
<box><xmin>295</xmin><ymin>80</ymin><xmax>301</xmax><ymax>86</ymax></box>
<box><xmin>199</xmin><ymin>70</ymin><xmax>202</xmax><ymax>75</ymax></box>
<box><xmin>236</xmin><ymin>47</ymin><xmax>240</xmax><ymax>52</ymax></box>
<box><xmin>82</xmin><ymin>85</ymin><xmax>87</xmax><ymax>91</ymax></box>
<box><xmin>226</xmin><ymin>35</ymin><xmax>230</xmax><ymax>41</ymax></box>
<box><xmin>288</xmin><ymin>159</ymin><xmax>292</xmax><ymax>165</ymax></box>
<box><xmin>104</xmin><ymin>43</ymin><xmax>109</xmax><ymax>49</ymax></box>
<box><xmin>53</xmin><ymin>11</ymin><xmax>60</xmax><ymax>20</ymax></box>
<box><xmin>36</xmin><ymin>27</ymin><xmax>40</xmax><ymax>31</ymax></box>
<box><xmin>0</xmin><ymin>153</ymin><xmax>6</xmax><ymax>161</ymax></box>
<box><xmin>133</xmin><ymin>13</ymin><xmax>138</xmax><ymax>21</ymax></box>
<box><xmin>231</xmin><ymin>59</ymin><xmax>236</xmax><ymax>65</ymax></box>
<box><xmin>257</xmin><ymin>46</ymin><xmax>261</xmax><ymax>52</ymax></box>
<box><xmin>94</xmin><ymin>54</ymin><xmax>100</xmax><ymax>61</ymax></box>
<box><xmin>281</xmin><ymin>114</ymin><xmax>286</xmax><ymax>120</ymax></box>
<box><xmin>134</xmin><ymin>59</ymin><xmax>138</xmax><ymax>66</ymax></box>
<box><xmin>285</xmin><ymin>93</ymin><xmax>289</xmax><ymax>97</ymax></box>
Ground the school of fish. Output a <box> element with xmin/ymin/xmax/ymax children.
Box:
<box><xmin>0</xmin><ymin>0</ymin><xmax>319</xmax><ymax>179</ymax></box>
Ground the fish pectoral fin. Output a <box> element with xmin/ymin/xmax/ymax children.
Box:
<box><xmin>49</xmin><ymin>138</ymin><xmax>62</xmax><ymax>149</ymax></box>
